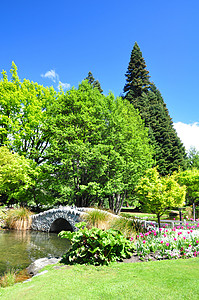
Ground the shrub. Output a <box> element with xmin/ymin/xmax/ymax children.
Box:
<box><xmin>59</xmin><ymin>222</ymin><xmax>135</xmax><ymax>265</ymax></box>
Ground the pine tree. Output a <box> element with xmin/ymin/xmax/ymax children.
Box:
<box><xmin>146</xmin><ymin>86</ymin><xmax>186</xmax><ymax>175</ymax></box>
<box><xmin>123</xmin><ymin>43</ymin><xmax>186</xmax><ymax>175</ymax></box>
<box><xmin>93</xmin><ymin>80</ymin><xmax>103</xmax><ymax>94</ymax></box>
<box><xmin>123</xmin><ymin>42</ymin><xmax>150</xmax><ymax>100</ymax></box>
<box><xmin>85</xmin><ymin>71</ymin><xmax>103</xmax><ymax>94</ymax></box>
<box><xmin>85</xmin><ymin>71</ymin><xmax>95</xmax><ymax>84</ymax></box>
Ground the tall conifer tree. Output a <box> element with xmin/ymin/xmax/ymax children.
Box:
<box><xmin>124</xmin><ymin>42</ymin><xmax>150</xmax><ymax>100</ymax></box>
<box><xmin>123</xmin><ymin>43</ymin><xmax>186</xmax><ymax>175</ymax></box>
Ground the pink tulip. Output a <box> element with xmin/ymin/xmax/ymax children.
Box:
<box><xmin>143</xmin><ymin>240</ymin><xmax>146</xmax><ymax>244</ymax></box>
<box><xmin>166</xmin><ymin>243</ymin><xmax>169</xmax><ymax>247</ymax></box>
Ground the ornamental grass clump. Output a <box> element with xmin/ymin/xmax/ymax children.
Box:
<box><xmin>4</xmin><ymin>207</ymin><xmax>32</xmax><ymax>230</ymax></box>
<box><xmin>0</xmin><ymin>270</ymin><xmax>16</xmax><ymax>288</ymax></box>
<box><xmin>59</xmin><ymin>222</ymin><xmax>135</xmax><ymax>265</ymax></box>
<box><xmin>110</xmin><ymin>216</ymin><xmax>142</xmax><ymax>239</ymax></box>
<box><xmin>82</xmin><ymin>209</ymin><xmax>112</xmax><ymax>230</ymax></box>
<box><xmin>114</xmin><ymin>213</ymin><xmax>145</xmax><ymax>235</ymax></box>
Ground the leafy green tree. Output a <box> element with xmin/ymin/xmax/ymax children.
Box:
<box><xmin>47</xmin><ymin>81</ymin><xmax>153</xmax><ymax>213</ymax></box>
<box><xmin>136</xmin><ymin>168</ymin><xmax>186</xmax><ymax>226</ymax></box>
<box><xmin>0</xmin><ymin>63</ymin><xmax>59</xmax><ymax>207</ymax></box>
<box><xmin>0</xmin><ymin>62</ymin><xmax>56</xmax><ymax>164</ymax></box>
<box><xmin>174</xmin><ymin>169</ymin><xmax>199</xmax><ymax>206</ymax></box>
<box><xmin>85</xmin><ymin>71</ymin><xmax>103</xmax><ymax>94</ymax></box>
<box><xmin>123</xmin><ymin>43</ymin><xmax>186</xmax><ymax>175</ymax></box>
<box><xmin>0</xmin><ymin>146</ymin><xmax>36</xmax><ymax>206</ymax></box>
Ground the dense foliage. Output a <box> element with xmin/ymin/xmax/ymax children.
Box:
<box><xmin>123</xmin><ymin>43</ymin><xmax>186</xmax><ymax>175</ymax></box>
<box><xmin>174</xmin><ymin>169</ymin><xmax>199</xmax><ymax>206</ymax></box>
<box><xmin>0</xmin><ymin>62</ymin><xmax>56</xmax><ymax>164</ymax></box>
<box><xmin>46</xmin><ymin>81</ymin><xmax>153</xmax><ymax>212</ymax></box>
<box><xmin>59</xmin><ymin>222</ymin><xmax>134</xmax><ymax>265</ymax></box>
<box><xmin>0</xmin><ymin>65</ymin><xmax>153</xmax><ymax>210</ymax></box>
<box><xmin>0</xmin><ymin>146</ymin><xmax>36</xmax><ymax>205</ymax></box>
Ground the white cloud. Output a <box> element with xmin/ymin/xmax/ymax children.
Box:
<box><xmin>41</xmin><ymin>69</ymin><xmax>58</xmax><ymax>82</ymax></box>
<box><xmin>58</xmin><ymin>81</ymin><xmax>71</xmax><ymax>91</ymax></box>
<box><xmin>41</xmin><ymin>70</ymin><xmax>70</xmax><ymax>91</ymax></box>
<box><xmin>174</xmin><ymin>122</ymin><xmax>199</xmax><ymax>151</ymax></box>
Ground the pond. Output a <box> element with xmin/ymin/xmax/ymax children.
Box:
<box><xmin>0</xmin><ymin>230</ymin><xmax>70</xmax><ymax>276</ymax></box>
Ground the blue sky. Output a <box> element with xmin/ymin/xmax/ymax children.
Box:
<box><xmin>1</xmin><ymin>0</ymin><xmax>199</xmax><ymax>150</ymax></box>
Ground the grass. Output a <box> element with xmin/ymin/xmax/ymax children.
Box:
<box><xmin>1</xmin><ymin>258</ymin><xmax>199</xmax><ymax>299</ymax></box>
<box><xmin>120</xmin><ymin>212</ymin><xmax>170</xmax><ymax>222</ymax></box>
<box><xmin>0</xmin><ymin>270</ymin><xmax>16</xmax><ymax>288</ymax></box>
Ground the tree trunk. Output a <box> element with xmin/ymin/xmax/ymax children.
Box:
<box><xmin>193</xmin><ymin>202</ymin><xmax>196</xmax><ymax>222</ymax></box>
<box><xmin>157</xmin><ymin>215</ymin><xmax>161</xmax><ymax>228</ymax></box>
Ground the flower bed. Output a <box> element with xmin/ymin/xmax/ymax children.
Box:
<box><xmin>133</xmin><ymin>219</ymin><xmax>199</xmax><ymax>261</ymax></box>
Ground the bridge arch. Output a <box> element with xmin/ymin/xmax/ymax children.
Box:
<box><xmin>49</xmin><ymin>218</ymin><xmax>74</xmax><ymax>233</ymax></box>
<box><xmin>31</xmin><ymin>207</ymin><xmax>87</xmax><ymax>232</ymax></box>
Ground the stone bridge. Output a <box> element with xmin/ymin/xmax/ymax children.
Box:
<box><xmin>31</xmin><ymin>206</ymin><xmax>89</xmax><ymax>233</ymax></box>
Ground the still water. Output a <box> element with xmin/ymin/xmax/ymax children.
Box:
<box><xmin>0</xmin><ymin>230</ymin><xmax>70</xmax><ymax>276</ymax></box>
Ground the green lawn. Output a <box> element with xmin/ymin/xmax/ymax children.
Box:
<box><xmin>120</xmin><ymin>211</ymin><xmax>169</xmax><ymax>221</ymax></box>
<box><xmin>1</xmin><ymin>258</ymin><xmax>199</xmax><ymax>299</ymax></box>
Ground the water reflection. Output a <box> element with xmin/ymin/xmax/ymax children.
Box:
<box><xmin>0</xmin><ymin>230</ymin><xmax>70</xmax><ymax>275</ymax></box>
